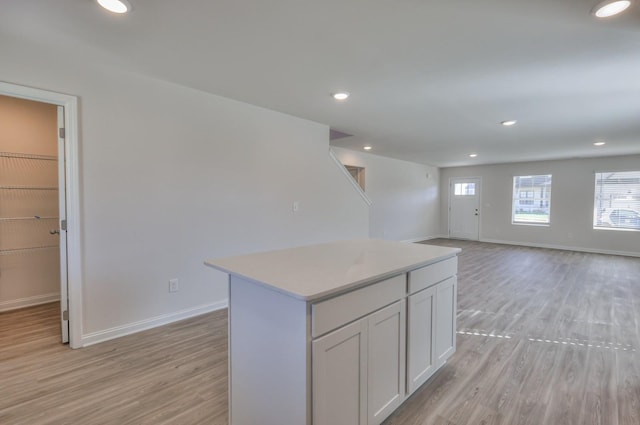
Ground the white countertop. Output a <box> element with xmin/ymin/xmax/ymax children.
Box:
<box><xmin>205</xmin><ymin>239</ymin><xmax>461</xmax><ymax>301</ymax></box>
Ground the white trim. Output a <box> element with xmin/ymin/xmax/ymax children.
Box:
<box><xmin>0</xmin><ymin>293</ymin><xmax>61</xmax><ymax>312</ymax></box>
<box><xmin>402</xmin><ymin>235</ymin><xmax>447</xmax><ymax>243</ymax></box>
<box><xmin>329</xmin><ymin>148</ymin><xmax>372</xmax><ymax>206</ymax></box>
<box><xmin>480</xmin><ymin>238</ymin><xmax>640</xmax><ymax>258</ymax></box>
<box><xmin>81</xmin><ymin>300</ymin><xmax>229</xmax><ymax>347</ymax></box>
<box><xmin>57</xmin><ymin>105</ymin><xmax>69</xmax><ymax>344</ymax></box>
<box><xmin>0</xmin><ymin>81</ymin><xmax>83</xmax><ymax>348</ymax></box>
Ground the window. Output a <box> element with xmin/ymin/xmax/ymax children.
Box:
<box><xmin>454</xmin><ymin>182</ymin><xmax>475</xmax><ymax>196</ymax></box>
<box><xmin>512</xmin><ymin>174</ymin><xmax>552</xmax><ymax>225</ymax></box>
<box><xmin>594</xmin><ymin>171</ymin><xmax>640</xmax><ymax>231</ymax></box>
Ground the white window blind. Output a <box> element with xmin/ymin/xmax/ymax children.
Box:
<box><xmin>594</xmin><ymin>171</ymin><xmax>640</xmax><ymax>231</ymax></box>
<box><xmin>512</xmin><ymin>175</ymin><xmax>552</xmax><ymax>224</ymax></box>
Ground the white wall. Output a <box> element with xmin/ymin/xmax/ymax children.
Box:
<box><xmin>440</xmin><ymin>155</ymin><xmax>640</xmax><ymax>256</ymax></box>
<box><xmin>0</xmin><ymin>39</ymin><xmax>368</xmax><ymax>345</ymax></box>
<box><xmin>331</xmin><ymin>147</ymin><xmax>440</xmax><ymax>241</ymax></box>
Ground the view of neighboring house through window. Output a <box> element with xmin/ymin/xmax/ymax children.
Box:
<box><xmin>512</xmin><ymin>174</ymin><xmax>552</xmax><ymax>225</ymax></box>
<box><xmin>594</xmin><ymin>171</ymin><xmax>640</xmax><ymax>231</ymax></box>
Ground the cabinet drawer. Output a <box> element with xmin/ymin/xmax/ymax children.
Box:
<box><xmin>312</xmin><ymin>274</ymin><xmax>405</xmax><ymax>338</ymax></box>
<box><xmin>408</xmin><ymin>256</ymin><xmax>457</xmax><ymax>294</ymax></box>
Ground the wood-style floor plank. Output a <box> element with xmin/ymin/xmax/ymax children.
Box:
<box><xmin>0</xmin><ymin>304</ymin><xmax>228</xmax><ymax>425</ymax></box>
<box><xmin>386</xmin><ymin>239</ymin><xmax>640</xmax><ymax>425</ymax></box>
<box><xmin>1</xmin><ymin>240</ymin><xmax>639</xmax><ymax>424</ymax></box>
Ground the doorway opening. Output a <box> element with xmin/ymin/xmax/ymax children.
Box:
<box><xmin>344</xmin><ymin>165</ymin><xmax>366</xmax><ymax>191</ymax></box>
<box><xmin>0</xmin><ymin>82</ymin><xmax>81</xmax><ymax>348</ymax></box>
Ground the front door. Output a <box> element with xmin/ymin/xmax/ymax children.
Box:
<box><xmin>449</xmin><ymin>178</ymin><xmax>480</xmax><ymax>240</ymax></box>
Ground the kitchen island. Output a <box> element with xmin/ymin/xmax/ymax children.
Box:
<box><xmin>205</xmin><ymin>239</ymin><xmax>461</xmax><ymax>425</ymax></box>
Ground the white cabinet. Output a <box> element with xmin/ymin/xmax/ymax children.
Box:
<box><xmin>406</xmin><ymin>273</ymin><xmax>457</xmax><ymax>396</ymax></box>
<box><xmin>206</xmin><ymin>240</ymin><xmax>461</xmax><ymax>425</ymax></box>
<box><xmin>313</xmin><ymin>300</ymin><xmax>406</xmax><ymax>425</ymax></box>
<box><xmin>407</xmin><ymin>285</ymin><xmax>436</xmax><ymax>394</ymax></box>
<box><xmin>367</xmin><ymin>301</ymin><xmax>406</xmax><ymax>425</ymax></box>
<box><xmin>313</xmin><ymin>318</ymin><xmax>368</xmax><ymax>425</ymax></box>
<box><xmin>435</xmin><ymin>277</ymin><xmax>457</xmax><ymax>365</ymax></box>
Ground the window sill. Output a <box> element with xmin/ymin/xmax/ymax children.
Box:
<box><xmin>593</xmin><ymin>226</ymin><xmax>639</xmax><ymax>233</ymax></box>
<box><xmin>511</xmin><ymin>222</ymin><xmax>550</xmax><ymax>227</ymax></box>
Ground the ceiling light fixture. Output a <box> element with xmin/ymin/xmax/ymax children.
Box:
<box><xmin>363</xmin><ymin>146</ymin><xmax>372</xmax><ymax>151</ymax></box>
<box><xmin>594</xmin><ymin>141</ymin><xmax>606</xmax><ymax>146</ymax></box>
<box><xmin>97</xmin><ymin>0</ymin><xmax>132</xmax><ymax>14</ymax></box>
<box><xmin>501</xmin><ymin>120</ymin><xmax>517</xmax><ymax>126</ymax></box>
<box><xmin>469</xmin><ymin>153</ymin><xmax>478</xmax><ymax>158</ymax></box>
<box><xmin>592</xmin><ymin>0</ymin><xmax>632</xmax><ymax>18</ymax></box>
<box><xmin>333</xmin><ymin>92</ymin><xmax>350</xmax><ymax>101</ymax></box>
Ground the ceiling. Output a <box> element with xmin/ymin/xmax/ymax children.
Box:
<box><xmin>2</xmin><ymin>0</ymin><xmax>640</xmax><ymax>167</ymax></box>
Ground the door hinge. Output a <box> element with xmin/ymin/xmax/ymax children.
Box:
<box><xmin>62</xmin><ymin>310</ymin><xmax>69</xmax><ymax>321</ymax></box>
<box><xmin>59</xmin><ymin>128</ymin><xmax>65</xmax><ymax>139</ymax></box>
<box><xmin>61</xmin><ymin>219</ymin><xmax>67</xmax><ymax>231</ymax></box>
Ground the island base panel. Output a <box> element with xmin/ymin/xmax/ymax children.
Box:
<box><xmin>229</xmin><ymin>276</ymin><xmax>311</xmax><ymax>425</ymax></box>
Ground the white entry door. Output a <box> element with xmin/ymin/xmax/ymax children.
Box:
<box><xmin>449</xmin><ymin>178</ymin><xmax>480</xmax><ymax>240</ymax></box>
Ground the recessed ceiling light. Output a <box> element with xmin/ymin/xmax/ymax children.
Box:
<box><xmin>97</xmin><ymin>0</ymin><xmax>132</xmax><ymax>14</ymax></box>
<box><xmin>469</xmin><ymin>153</ymin><xmax>478</xmax><ymax>158</ymax></box>
<box><xmin>501</xmin><ymin>120</ymin><xmax>517</xmax><ymax>126</ymax></box>
<box><xmin>333</xmin><ymin>92</ymin><xmax>350</xmax><ymax>101</ymax></box>
<box><xmin>363</xmin><ymin>146</ymin><xmax>372</xmax><ymax>151</ymax></box>
<box><xmin>592</xmin><ymin>0</ymin><xmax>632</xmax><ymax>18</ymax></box>
<box><xmin>594</xmin><ymin>141</ymin><xmax>606</xmax><ymax>146</ymax></box>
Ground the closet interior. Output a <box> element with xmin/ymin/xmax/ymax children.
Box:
<box><xmin>0</xmin><ymin>95</ymin><xmax>60</xmax><ymax>313</ymax></box>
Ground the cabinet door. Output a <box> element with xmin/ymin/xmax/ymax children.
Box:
<box><xmin>313</xmin><ymin>318</ymin><xmax>368</xmax><ymax>425</ymax></box>
<box><xmin>435</xmin><ymin>276</ymin><xmax>457</xmax><ymax>365</ymax></box>
<box><xmin>368</xmin><ymin>300</ymin><xmax>406</xmax><ymax>425</ymax></box>
<box><xmin>406</xmin><ymin>286</ymin><xmax>436</xmax><ymax>395</ymax></box>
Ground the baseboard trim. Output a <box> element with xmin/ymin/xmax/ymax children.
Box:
<box><xmin>479</xmin><ymin>238</ymin><xmax>640</xmax><ymax>258</ymax></box>
<box><xmin>81</xmin><ymin>300</ymin><xmax>228</xmax><ymax>347</ymax></box>
<box><xmin>0</xmin><ymin>293</ymin><xmax>60</xmax><ymax>312</ymax></box>
<box><xmin>404</xmin><ymin>235</ymin><xmax>449</xmax><ymax>243</ymax></box>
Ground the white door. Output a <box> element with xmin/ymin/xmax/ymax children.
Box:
<box><xmin>313</xmin><ymin>318</ymin><xmax>368</xmax><ymax>425</ymax></box>
<box><xmin>449</xmin><ymin>177</ymin><xmax>480</xmax><ymax>240</ymax></box>
<box><xmin>368</xmin><ymin>301</ymin><xmax>406</xmax><ymax>425</ymax></box>
<box><xmin>57</xmin><ymin>106</ymin><xmax>69</xmax><ymax>343</ymax></box>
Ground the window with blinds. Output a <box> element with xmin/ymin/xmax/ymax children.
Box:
<box><xmin>512</xmin><ymin>174</ymin><xmax>552</xmax><ymax>225</ymax></box>
<box><xmin>594</xmin><ymin>171</ymin><xmax>640</xmax><ymax>231</ymax></box>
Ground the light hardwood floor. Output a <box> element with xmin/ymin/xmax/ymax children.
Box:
<box><xmin>0</xmin><ymin>303</ymin><xmax>228</xmax><ymax>425</ymax></box>
<box><xmin>1</xmin><ymin>240</ymin><xmax>639</xmax><ymax>424</ymax></box>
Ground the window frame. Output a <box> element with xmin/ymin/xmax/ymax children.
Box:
<box><xmin>511</xmin><ymin>174</ymin><xmax>553</xmax><ymax>226</ymax></box>
<box><xmin>593</xmin><ymin>170</ymin><xmax>640</xmax><ymax>232</ymax></box>
<box><xmin>453</xmin><ymin>182</ymin><xmax>476</xmax><ymax>196</ymax></box>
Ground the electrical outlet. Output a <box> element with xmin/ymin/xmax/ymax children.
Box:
<box><xmin>292</xmin><ymin>201</ymin><xmax>299</xmax><ymax>212</ymax></box>
<box><xmin>169</xmin><ymin>278</ymin><xmax>179</xmax><ymax>293</ymax></box>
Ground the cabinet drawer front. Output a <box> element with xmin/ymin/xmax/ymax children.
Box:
<box><xmin>312</xmin><ymin>274</ymin><xmax>405</xmax><ymax>338</ymax></box>
<box><xmin>408</xmin><ymin>256</ymin><xmax>457</xmax><ymax>294</ymax></box>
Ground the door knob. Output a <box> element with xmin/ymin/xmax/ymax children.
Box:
<box><xmin>50</xmin><ymin>229</ymin><xmax>60</xmax><ymax>235</ymax></box>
